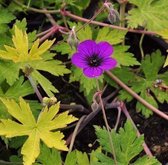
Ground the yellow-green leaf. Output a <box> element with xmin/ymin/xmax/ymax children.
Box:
<box><xmin>0</xmin><ymin>26</ymin><xmax>55</xmax><ymax>63</ymax></box>
<box><xmin>157</xmin><ymin>28</ymin><xmax>168</xmax><ymax>40</ymax></box>
<box><xmin>163</xmin><ymin>55</ymin><xmax>168</xmax><ymax>67</ymax></box>
<box><xmin>0</xmin><ymin>97</ymin><xmax>78</xmax><ymax>165</ymax></box>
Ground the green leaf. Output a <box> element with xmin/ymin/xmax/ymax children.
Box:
<box><xmin>37</xmin><ymin>144</ymin><xmax>62</xmax><ymax>165</ymax></box>
<box><xmin>113</xmin><ymin>45</ymin><xmax>140</xmax><ymax>66</ymax></box>
<box><xmin>70</xmin><ymin>66</ymin><xmax>103</xmax><ymax>95</ymax></box>
<box><xmin>31</xmin><ymin>70</ymin><xmax>58</xmax><ymax>97</ymax></box>
<box><xmin>68</xmin><ymin>22</ymin><xmax>92</xmax><ymax>41</ymax></box>
<box><xmin>0</xmin><ymin>26</ymin><xmax>55</xmax><ymax>63</ymax></box>
<box><xmin>4</xmin><ymin>76</ymin><xmax>34</xmax><ymax>99</ymax></box>
<box><xmin>93</xmin><ymin>153</ymin><xmax>114</xmax><ymax>165</ymax></box>
<box><xmin>65</xmin><ymin>151</ymin><xmax>77</xmax><ymax>165</ymax></box>
<box><xmin>30</xmin><ymin>60</ymin><xmax>70</xmax><ymax>76</ymax></box>
<box><xmin>127</xmin><ymin>0</ymin><xmax>168</xmax><ymax>31</ymax></box>
<box><xmin>136</xmin><ymin>90</ymin><xmax>157</xmax><ymax>118</ymax></box>
<box><xmin>141</xmin><ymin>50</ymin><xmax>165</xmax><ymax>80</ymax></box>
<box><xmin>96</xmin><ymin>27</ymin><xmax>126</xmax><ymax>45</ymax></box>
<box><xmin>95</xmin><ymin>120</ymin><xmax>144</xmax><ymax>164</ymax></box>
<box><xmin>105</xmin><ymin>67</ymin><xmax>136</xmax><ymax>87</ymax></box>
<box><xmin>76</xmin><ymin>151</ymin><xmax>90</xmax><ymax>165</ymax></box>
<box><xmin>133</xmin><ymin>155</ymin><xmax>161</xmax><ymax>165</ymax></box>
<box><xmin>54</xmin><ymin>42</ymin><xmax>75</xmax><ymax>56</ymax></box>
<box><xmin>0</xmin><ymin>8</ymin><xmax>15</xmax><ymax>33</ymax></box>
<box><xmin>0</xmin><ymin>98</ymin><xmax>78</xmax><ymax>165</ymax></box>
<box><xmin>0</xmin><ymin>60</ymin><xmax>20</xmax><ymax>85</ymax></box>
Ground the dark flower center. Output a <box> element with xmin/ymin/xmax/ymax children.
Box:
<box><xmin>87</xmin><ymin>54</ymin><xmax>103</xmax><ymax>67</ymax></box>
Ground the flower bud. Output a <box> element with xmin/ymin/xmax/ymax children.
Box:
<box><xmin>67</xmin><ymin>26</ymin><xmax>79</xmax><ymax>50</ymax></box>
<box><xmin>104</xmin><ymin>3</ymin><xmax>120</xmax><ymax>24</ymax></box>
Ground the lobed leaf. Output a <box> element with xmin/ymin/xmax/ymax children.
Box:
<box><xmin>96</xmin><ymin>27</ymin><xmax>126</xmax><ymax>45</ymax></box>
<box><xmin>127</xmin><ymin>0</ymin><xmax>168</xmax><ymax>31</ymax></box>
<box><xmin>0</xmin><ymin>98</ymin><xmax>78</xmax><ymax>165</ymax></box>
<box><xmin>113</xmin><ymin>45</ymin><xmax>140</xmax><ymax>66</ymax></box>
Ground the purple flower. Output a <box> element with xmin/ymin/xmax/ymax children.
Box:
<box><xmin>71</xmin><ymin>40</ymin><xmax>117</xmax><ymax>78</ymax></box>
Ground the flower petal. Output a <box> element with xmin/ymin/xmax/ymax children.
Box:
<box><xmin>71</xmin><ymin>53</ymin><xmax>88</xmax><ymax>68</ymax></box>
<box><xmin>97</xmin><ymin>42</ymin><xmax>114</xmax><ymax>57</ymax></box>
<box><xmin>78</xmin><ymin>40</ymin><xmax>97</xmax><ymax>56</ymax></box>
<box><xmin>100</xmin><ymin>57</ymin><xmax>117</xmax><ymax>70</ymax></box>
<box><xmin>83</xmin><ymin>67</ymin><xmax>103</xmax><ymax>78</ymax></box>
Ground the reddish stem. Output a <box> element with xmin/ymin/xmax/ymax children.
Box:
<box><xmin>121</xmin><ymin>102</ymin><xmax>153</xmax><ymax>157</ymax></box>
<box><xmin>105</xmin><ymin>71</ymin><xmax>168</xmax><ymax>121</ymax></box>
<box><xmin>62</xmin><ymin>10</ymin><xmax>156</xmax><ymax>35</ymax></box>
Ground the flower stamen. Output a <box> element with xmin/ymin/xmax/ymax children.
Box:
<box><xmin>87</xmin><ymin>54</ymin><xmax>103</xmax><ymax>67</ymax></box>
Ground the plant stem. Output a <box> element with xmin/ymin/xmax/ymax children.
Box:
<box><xmin>76</xmin><ymin>5</ymin><xmax>105</xmax><ymax>33</ymax></box>
<box><xmin>14</xmin><ymin>0</ymin><xmax>156</xmax><ymax>35</ymax></box>
<box><xmin>96</xmin><ymin>79</ymin><xmax>117</xmax><ymax>164</ymax></box>
<box><xmin>114</xmin><ymin>106</ymin><xmax>121</xmax><ymax>131</ymax></box>
<box><xmin>105</xmin><ymin>71</ymin><xmax>168</xmax><ymax>121</ymax></box>
<box><xmin>27</xmin><ymin>75</ymin><xmax>43</xmax><ymax>102</ymax></box>
<box><xmin>119</xmin><ymin>1</ymin><xmax>126</xmax><ymax>45</ymax></box>
<box><xmin>119</xmin><ymin>1</ymin><xmax>126</xmax><ymax>27</ymax></box>
<box><xmin>139</xmin><ymin>33</ymin><xmax>145</xmax><ymax>59</ymax></box>
<box><xmin>13</xmin><ymin>0</ymin><xmax>60</xmax><ymax>13</ymax></box>
<box><xmin>68</xmin><ymin>116</ymin><xmax>86</xmax><ymax>152</ymax></box>
<box><xmin>121</xmin><ymin>102</ymin><xmax>153</xmax><ymax>157</ymax></box>
<box><xmin>63</xmin><ymin>11</ymin><xmax>156</xmax><ymax>35</ymax></box>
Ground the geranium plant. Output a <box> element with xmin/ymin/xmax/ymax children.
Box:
<box><xmin>0</xmin><ymin>0</ymin><xmax>168</xmax><ymax>164</ymax></box>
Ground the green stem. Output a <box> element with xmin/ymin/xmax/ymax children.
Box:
<box><xmin>119</xmin><ymin>2</ymin><xmax>126</xmax><ymax>45</ymax></box>
<box><xmin>139</xmin><ymin>33</ymin><xmax>145</xmax><ymax>59</ymax></box>
<box><xmin>13</xmin><ymin>0</ymin><xmax>60</xmax><ymax>13</ymax></box>
<box><xmin>119</xmin><ymin>2</ymin><xmax>126</xmax><ymax>27</ymax></box>
<box><xmin>96</xmin><ymin>79</ymin><xmax>117</xmax><ymax>164</ymax></box>
<box><xmin>27</xmin><ymin>75</ymin><xmax>43</xmax><ymax>103</ymax></box>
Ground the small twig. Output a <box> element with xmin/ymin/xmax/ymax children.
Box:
<box><xmin>121</xmin><ymin>102</ymin><xmax>153</xmax><ymax>157</ymax></box>
<box><xmin>45</xmin><ymin>11</ymin><xmax>57</xmax><ymax>26</ymax></box>
<box><xmin>114</xmin><ymin>106</ymin><xmax>122</xmax><ymax>131</ymax></box>
<box><xmin>139</xmin><ymin>33</ymin><xmax>145</xmax><ymax>59</ymax></box>
<box><xmin>66</xmin><ymin>92</ymin><xmax>121</xmax><ymax>145</ymax></box>
<box><xmin>98</xmin><ymin>92</ymin><xmax>117</xmax><ymax>164</ymax></box>
<box><xmin>39</xmin><ymin>26</ymin><xmax>58</xmax><ymax>43</ymax></box>
<box><xmin>68</xmin><ymin>116</ymin><xmax>86</xmax><ymax>152</ymax></box>
<box><xmin>60</xmin><ymin>104</ymin><xmax>90</xmax><ymax>113</ymax></box>
<box><xmin>105</xmin><ymin>71</ymin><xmax>168</xmax><ymax>121</ymax></box>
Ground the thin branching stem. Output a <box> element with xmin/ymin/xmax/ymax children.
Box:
<box><xmin>68</xmin><ymin>116</ymin><xmax>86</xmax><ymax>152</ymax></box>
<box><xmin>13</xmin><ymin>0</ymin><xmax>60</xmax><ymax>13</ymax></box>
<box><xmin>139</xmin><ymin>33</ymin><xmax>145</xmax><ymax>59</ymax></box>
<box><xmin>14</xmin><ymin>0</ymin><xmax>157</xmax><ymax>35</ymax></box>
<box><xmin>27</xmin><ymin>75</ymin><xmax>43</xmax><ymax>102</ymax></box>
<box><xmin>114</xmin><ymin>106</ymin><xmax>122</xmax><ymax>131</ymax></box>
<box><xmin>121</xmin><ymin>102</ymin><xmax>153</xmax><ymax>157</ymax></box>
<box><xmin>63</xmin><ymin>11</ymin><xmax>156</xmax><ymax>35</ymax></box>
<box><xmin>105</xmin><ymin>71</ymin><xmax>168</xmax><ymax>121</ymax></box>
<box><xmin>76</xmin><ymin>4</ymin><xmax>105</xmax><ymax>33</ymax></box>
<box><xmin>96</xmin><ymin>79</ymin><xmax>117</xmax><ymax>164</ymax></box>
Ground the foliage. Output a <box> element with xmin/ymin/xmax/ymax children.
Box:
<box><xmin>106</xmin><ymin>50</ymin><xmax>168</xmax><ymax>117</ymax></box>
<box><xmin>0</xmin><ymin>97</ymin><xmax>77</xmax><ymax>165</ymax></box>
<box><xmin>0</xmin><ymin>0</ymin><xmax>167</xmax><ymax>164</ymax></box>
<box><xmin>127</xmin><ymin>0</ymin><xmax>168</xmax><ymax>31</ymax></box>
<box><xmin>95</xmin><ymin>120</ymin><xmax>161</xmax><ymax>165</ymax></box>
<box><xmin>0</xmin><ymin>25</ymin><xmax>70</xmax><ymax>96</ymax></box>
